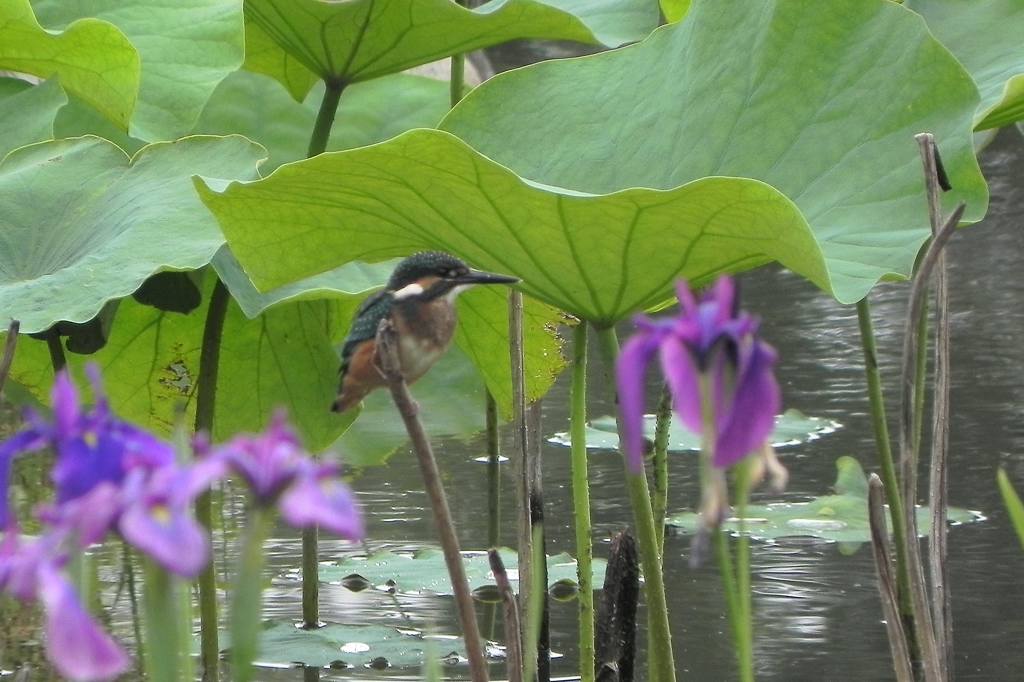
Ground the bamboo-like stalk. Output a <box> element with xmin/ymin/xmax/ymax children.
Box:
<box><xmin>490</xmin><ymin>550</ymin><xmax>524</xmax><ymax>682</ymax></box>
<box><xmin>593</xmin><ymin>325</ymin><xmax>676</xmax><ymax>682</ymax></box>
<box><xmin>0</xmin><ymin>320</ymin><xmax>19</xmax><ymax>397</ymax></box>
<box><xmin>917</xmin><ymin>132</ymin><xmax>954</xmax><ymax>674</ymax></box>
<box><xmin>867</xmin><ymin>475</ymin><xmax>915</xmax><ymax>682</ymax></box>
<box><xmin>45</xmin><ymin>327</ymin><xmax>66</xmax><ymax>372</ymax></box>
<box><xmin>376</xmin><ymin>319</ymin><xmax>490</xmax><ymax>682</ymax></box>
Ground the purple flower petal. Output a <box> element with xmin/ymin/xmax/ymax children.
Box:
<box><xmin>119</xmin><ymin>502</ymin><xmax>209</xmax><ymax>578</ymax></box>
<box><xmin>38</xmin><ymin>483</ymin><xmax>123</xmax><ymax>548</ymax></box>
<box><xmin>659</xmin><ymin>336</ymin><xmax>702</xmax><ymax>433</ymax></box>
<box><xmin>51</xmin><ymin>371</ymin><xmax>81</xmax><ymax>439</ymax></box>
<box><xmin>615</xmin><ymin>329</ymin><xmax>663</xmax><ymax>473</ymax></box>
<box><xmin>713</xmin><ymin>339</ymin><xmax>780</xmax><ymax>468</ymax></box>
<box><xmin>279</xmin><ymin>471</ymin><xmax>364</xmax><ymax>541</ymax></box>
<box><xmin>0</xmin><ymin>430</ymin><xmax>47</xmax><ymax>528</ymax></box>
<box><xmin>38</xmin><ymin>563</ymin><xmax>130</xmax><ymax>681</ymax></box>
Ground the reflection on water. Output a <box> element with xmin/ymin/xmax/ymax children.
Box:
<box><xmin>2</xmin><ymin>139</ymin><xmax>1023</xmax><ymax>682</ymax></box>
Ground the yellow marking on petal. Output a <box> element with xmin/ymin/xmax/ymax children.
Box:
<box><xmin>151</xmin><ymin>505</ymin><xmax>172</xmax><ymax>524</ymax></box>
<box><xmin>84</xmin><ymin>431</ymin><xmax>98</xmax><ymax>447</ymax></box>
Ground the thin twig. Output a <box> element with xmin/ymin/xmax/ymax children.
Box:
<box><xmin>917</xmin><ymin>132</ymin><xmax>954</xmax><ymax>674</ymax></box>
<box><xmin>0</xmin><ymin>320</ymin><xmax>19</xmax><ymax>398</ymax></box>
<box><xmin>868</xmin><ymin>475</ymin><xmax>915</xmax><ymax>682</ymax></box>
<box><xmin>375</xmin><ymin>319</ymin><xmax>489</xmax><ymax>682</ymax></box>
<box><xmin>489</xmin><ymin>550</ymin><xmax>523</xmax><ymax>682</ymax></box>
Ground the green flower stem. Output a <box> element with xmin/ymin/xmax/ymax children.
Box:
<box><xmin>231</xmin><ymin>506</ymin><xmax>275</xmax><ymax>682</ymax></box>
<box><xmin>194</xmin><ymin>276</ymin><xmax>230</xmax><ymax>682</ymax></box>
<box><xmin>569</xmin><ymin>324</ymin><xmax>595</xmax><ymax>682</ymax></box>
<box><xmin>652</xmin><ymin>385</ymin><xmax>672</xmax><ymax>556</ymax></box>
<box><xmin>300</xmin><ymin>76</ymin><xmax>348</xmax><ymax>630</ymax></box>
<box><xmin>450</xmin><ymin>0</ymin><xmax>467</xmax><ymax>106</ymax></box>
<box><xmin>593</xmin><ymin>325</ymin><xmax>676</xmax><ymax>682</ymax></box>
<box><xmin>142</xmin><ymin>560</ymin><xmax>191</xmax><ymax>682</ymax></box>
<box><xmin>734</xmin><ymin>461</ymin><xmax>754</xmax><ymax>682</ymax></box>
<box><xmin>307</xmin><ymin>80</ymin><xmax>346</xmax><ymax>158</ymax></box>
<box><xmin>855</xmin><ymin>298</ymin><xmax>912</xmax><ymax>616</ymax></box>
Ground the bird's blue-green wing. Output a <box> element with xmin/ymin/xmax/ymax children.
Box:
<box><xmin>339</xmin><ymin>291</ymin><xmax>392</xmax><ymax>375</ymax></box>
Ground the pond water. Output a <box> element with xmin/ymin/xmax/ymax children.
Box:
<box><xmin>2</xmin><ymin>93</ymin><xmax>1023</xmax><ymax>682</ymax></box>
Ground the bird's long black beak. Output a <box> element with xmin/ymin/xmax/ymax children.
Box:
<box><xmin>457</xmin><ymin>269</ymin><xmax>519</xmax><ymax>286</ymax></box>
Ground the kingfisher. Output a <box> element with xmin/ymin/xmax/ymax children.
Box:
<box><xmin>330</xmin><ymin>251</ymin><xmax>519</xmax><ymax>413</ymax></box>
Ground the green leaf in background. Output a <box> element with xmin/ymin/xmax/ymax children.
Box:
<box><xmin>0</xmin><ymin>135</ymin><xmax>264</xmax><ymax>334</ymax></box>
<box><xmin>441</xmin><ymin>0</ymin><xmax>988</xmax><ymax>305</ymax></box>
<box><xmin>193</xmin><ymin>70</ymin><xmax>449</xmax><ymax>172</ymax></box>
<box><xmin>32</xmin><ymin>0</ymin><xmax>245</xmax><ymax>141</ymax></box>
<box><xmin>997</xmin><ymin>468</ymin><xmax>1024</xmax><ymax>550</ymax></box>
<box><xmin>659</xmin><ymin>0</ymin><xmax>690</xmax><ymax>22</ymax></box>
<box><xmin>243</xmin><ymin>0</ymin><xmax>657</xmax><ymax>101</ymax></box>
<box><xmin>666</xmin><ymin>457</ymin><xmax>984</xmax><ymax>545</ymax></box>
<box><xmin>5</xmin><ymin>276</ymin><xmax>355</xmax><ymax>450</ymax></box>
<box><xmin>548</xmin><ymin>409</ymin><xmax>840</xmax><ymax>453</ymax></box>
<box><xmin>906</xmin><ymin>0</ymin><xmax>1024</xmax><ymax>130</ymax></box>
<box><xmin>207</xmin><ymin>621</ymin><xmax>491</xmax><ymax>669</ymax></box>
<box><xmin>197</xmin><ymin>129</ymin><xmax>829</xmax><ymax>325</ymax></box>
<box><xmin>315</xmin><ymin>548</ymin><xmax>606</xmax><ymax>596</ymax></box>
<box><xmin>0</xmin><ymin>0</ymin><xmax>138</xmax><ymax>129</ymax></box>
<box><xmin>0</xmin><ymin>77</ymin><xmax>65</xmax><ymax>159</ymax></box>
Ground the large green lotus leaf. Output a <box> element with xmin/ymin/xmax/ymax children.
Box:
<box><xmin>548</xmin><ymin>409</ymin><xmax>840</xmax><ymax>453</ymax></box>
<box><xmin>906</xmin><ymin>0</ymin><xmax>1024</xmax><ymax>130</ymax></box>
<box><xmin>0</xmin><ymin>77</ymin><xmax>65</xmax><ymax>158</ymax></box>
<box><xmin>659</xmin><ymin>0</ymin><xmax>690</xmax><ymax>22</ymax></box>
<box><xmin>0</xmin><ymin>135</ymin><xmax>264</xmax><ymax>334</ymax></box>
<box><xmin>32</xmin><ymin>0</ymin><xmax>245</xmax><ymax>141</ymax></box>
<box><xmin>53</xmin><ymin>91</ymin><xmax>146</xmax><ymax>156</ymax></box>
<box><xmin>207</xmin><ymin>621</ymin><xmax>488</xmax><ymax>669</ymax></box>
<box><xmin>197</xmin><ymin>129</ymin><xmax>829</xmax><ymax>325</ymax></box>
<box><xmin>0</xmin><ymin>0</ymin><xmax>138</xmax><ymax>129</ymax></box>
<box><xmin>242</xmin><ymin>0</ymin><xmax>657</xmax><ymax>101</ymax></box>
<box><xmin>315</xmin><ymin>548</ymin><xmax>607</xmax><ymax>596</ymax></box>
<box><xmin>5</xmin><ymin>278</ymin><xmax>355</xmax><ymax>449</ymax></box>
<box><xmin>666</xmin><ymin>457</ymin><xmax>984</xmax><ymax>545</ymax></box>
<box><xmin>441</xmin><ymin>0</ymin><xmax>988</xmax><ymax>305</ymax></box>
<box><xmin>194</xmin><ymin>70</ymin><xmax>449</xmax><ymax>172</ymax></box>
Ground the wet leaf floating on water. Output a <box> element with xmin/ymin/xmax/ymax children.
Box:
<box><xmin>441</xmin><ymin>0</ymin><xmax>988</xmax><ymax>305</ymax></box>
<box><xmin>313</xmin><ymin>548</ymin><xmax>607</xmax><ymax>596</ymax></box>
<box><xmin>242</xmin><ymin>0</ymin><xmax>658</xmax><ymax>101</ymax></box>
<box><xmin>0</xmin><ymin>78</ymin><xmax>66</xmax><ymax>159</ymax></box>
<box><xmin>205</xmin><ymin>621</ymin><xmax>496</xmax><ymax>670</ymax></box>
<box><xmin>31</xmin><ymin>0</ymin><xmax>245</xmax><ymax>141</ymax></box>
<box><xmin>665</xmin><ymin>457</ymin><xmax>984</xmax><ymax>546</ymax></box>
<box><xmin>906</xmin><ymin>0</ymin><xmax>1024</xmax><ymax>130</ymax></box>
<box><xmin>193</xmin><ymin>71</ymin><xmax>451</xmax><ymax>173</ymax></box>
<box><xmin>548</xmin><ymin>409</ymin><xmax>840</xmax><ymax>453</ymax></box>
<box><xmin>0</xmin><ymin>0</ymin><xmax>139</xmax><ymax>130</ymax></box>
<box><xmin>0</xmin><ymin>135</ymin><xmax>264</xmax><ymax>334</ymax></box>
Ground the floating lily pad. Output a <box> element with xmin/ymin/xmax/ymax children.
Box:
<box><xmin>0</xmin><ymin>0</ymin><xmax>139</xmax><ymax>129</ymax></box>
<box><xmin>33</xmin><ymin>0</ymin><xmax>245</xmax><ymax>140</ymax></box>
<box><xmin>665</xmin><ymin>456</ymin><xmax>984</xmax><ymax>544</ymax></box>
<box><xmin>243</xmin><ymin>0</ymin><xmax>656</xmax><ymax>101</ymax></box>
<box><xmin>906</xmin><ymin>0</ymin><xmax>1024</xmax><ymax>130</ymax></box>
<box><xmin>207</xmin><ymin>620</ymin><xmax>493</xmax><ymax>669</ymax></box>
<box><xmin>315</xmin><ymin>548</ymin><xmax>606</xmax><ymax>597</ymax></box>
<box><xmin>548</xmin><ymin>409</ymin><xmax>839</xmax><ymax>453</ymax></box>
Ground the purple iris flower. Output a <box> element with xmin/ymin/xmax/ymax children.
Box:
<box><xmin>616</xmin><ymin>277</ymin><xmax>781</xmax><ymax>473</ymax></box>
<box><xmin>0</xmin><ymin>531</ymin><xmax>130</xmax><ymax>680</ymax></box>
<box><xmin>213</xmin><ymin>411</ymin><xmax>364</xmax><ymax>541</ymax></box>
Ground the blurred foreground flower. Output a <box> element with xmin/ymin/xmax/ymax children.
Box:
<box><xmin>0</xmin><ymin>367</ymin><xmax>363</xmax><ymax>680</ymax></box>
<box><xmin>616</xmin><ymin>278</ymin><xmax>786</xmax><ymax>526</ymax></box>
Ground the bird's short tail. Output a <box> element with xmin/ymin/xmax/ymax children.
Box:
<box><xmin>330</xmin><ymin>387</ymin><xmax>366</xmax><ymax>413</ymax></box>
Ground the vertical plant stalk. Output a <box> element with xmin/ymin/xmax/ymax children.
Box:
<box><xmin>917</xmin><ymin>133</ymin><xmax>954</xmax><ymax>673</ymax></box>
<box><xmin>855</xmin><ymin>298</ymin><xmax>913</xmax><ymax>619</ymax></box>
<box><xmin>486</xmin><ymin>392</ymin><xmax>501</xmax><ymax>547</ymax></box>
<box><xmin>194</xmin><ymin>277</ymin><xmax>231</xmax><ymax>680</ymax></box>
<box><xmin>45</xmin><ymin>327</ymin><xmax>66</xmax><ymax>372</ymax></box>
<box><xmin>300</xmin><ymin>77</ymin><xmax>348</xmax><ymax>630</ymax></box>
<box><xmin>594</xmin><ymin>530</ymin><xmax>639</xmax><ymax>682</ymax></box>
<box><xmin>376</xmin><ymin>320</ymin><xmax>490</xmax><ymax>682</ymax></box>
<box><xmin>593</xmin><ymin>325</ymin><xmax>676</xmax><ymax>682</ymax></box>
<box><xmin>142</xmin><ymin>561</ymin><xmax>188</xmax><ymax>682</ymax></box>
<box><xmin>489</xmin><ymin>550</ymin><xmax>524</xmax><ymax>682</ymax></box>
<box><xmin>569</xmin><ymin>324</ymin><xmax>596</xmax><ymax>682</ymax></box>
<box><xmin>528</xmin><ymin>402</ymin><xmax>551</xmax><ymax>682</ymax></box>
<box><xmin>231</xmin><ymin>506</ymin><xmax>274</xmax><ymax>682</ymax></box>
<box><xmin>868</xmin><ymin>474</ymin><xmax>915</xmax><ymax>682</ymax></box>
<box><xmin>0</xmin><ymin>320</ymin><xmax>19</xmax><ymax>397</ymax></box>
<box><xmin>509</xmin><ymin>289</ymin><xmax>536</xmax><ymax>680</ymax></box>
<box><xmin>897</xmin><ymin>202</ymin><xmax>964</xmax><ymax>682</ymax></box>
<box><xmin>652</xmin><ymin>385</ymin><xmax>672</xmax><ymax>556</ymax></box>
